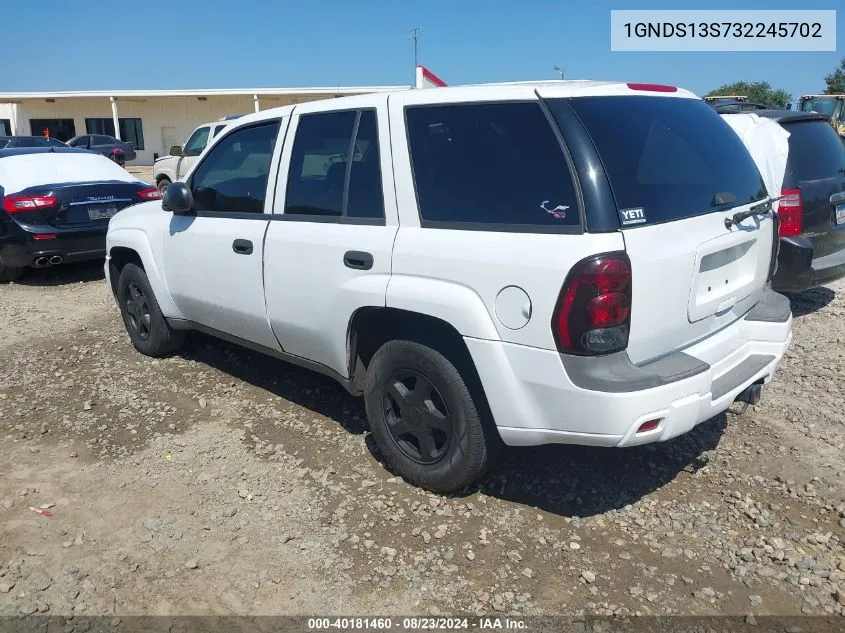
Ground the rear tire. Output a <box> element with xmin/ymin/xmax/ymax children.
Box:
<box><xmin>364</xmin><ymin>340</ymin><xmax>498</xmax><ymax>493</ymax></box>
<box><xmin>157</xmin><ymin>177</ymin><xmax>172</xmax><ymax>194</ymax></box>
<box><xmin>117</xmin><ymin>263</ymin><xmax>184</xmax><ymax>356</ymax></box>
<box><xmin>0</xmin><ymin>263</ymin><xmax>22</xmax><ymax>282</ymax></box>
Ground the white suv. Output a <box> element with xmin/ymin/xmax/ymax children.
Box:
<box><xmin>106</xmin><ymin>81</ymin><xmax>792</xmax><ymax>492</ymax></box>
<box><xmin>153</xmin><ymin>118</ymin><xmax>237</xmax><ymax>193</ymax></box>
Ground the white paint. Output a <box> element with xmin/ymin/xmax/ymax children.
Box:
<box><xmin>494</xmin><ymin>286</ymin><xmax>532</xmax><ymax>330</ymax></box>
<box><xmin>0</xmin><ymin>152</ymin><xmax>143</xmax><ymax>194</ymax></box>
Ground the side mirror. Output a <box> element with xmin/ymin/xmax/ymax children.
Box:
<box><xmin>169</xmin><ymin>145</ymin><xmax>183</xmax><ymax>157</ymax></box>
<box><xmin>162</xmin><ymin>182</ymin><xmax>193</xmax><ymax>215</ymax></box>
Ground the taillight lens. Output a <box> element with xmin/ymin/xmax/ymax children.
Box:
<box><xmin>137</xmin><ymin>186</ymin><xmax>163</xmax><ymax>201</ymax></box>
<box><xmin>553</xmin><ymin>253</ymin><xmax>632</xmax><ymax>355</ymax></box>
<box><xmin>778</xmin><ymin>188</ymin><xmax>802</xmax><ymax>237</ymax></box>
<box><xmin>2</xmin><ymin>195</ymin><xmax>58</xmax><ymax>214</ymax></box>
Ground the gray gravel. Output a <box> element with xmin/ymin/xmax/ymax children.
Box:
<box><xmin>0</xmin><ymin>262</ymin><xmax>843</xmax><ymax>617</ymax></box>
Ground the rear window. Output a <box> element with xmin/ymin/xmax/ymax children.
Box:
<box><xmin>782</xmin><ymin>120</ymin><xmax>845</xmax><ymax>185</ymax></box>
<box><xmin>558</xmin><ymin>97</ymin><xmax>767</xmax><ymax>226</ymax></box>
<box><xmin>406</xmin><ymin>102</ymin><xmax>580</xmax><ymax>229</ymax></box>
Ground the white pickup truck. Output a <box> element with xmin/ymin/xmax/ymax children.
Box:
<box><xmin>106</xmin><ymin>81</ymin><xmax>792</xmax><ymax>492</ymax></box>
<box><xmin>152</xmin><ymin>117</ymin><xmax>239</xmax><ymax>193</ymax></box>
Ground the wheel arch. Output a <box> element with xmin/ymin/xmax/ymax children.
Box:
<box><xmin>346</xmin><ymin>307</ymin><xmax>497</xmax><ymax>434</ymax></box>
<box><xmin>107</xmin><ymin>228</ymin><xmax>182</xmax><ymax>319</ymax></box>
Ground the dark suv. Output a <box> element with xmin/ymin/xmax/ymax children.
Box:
<box><xmin>737</xmin><ymin>111</ymin><xmax>845</xmax><ymax>292</ymax></box>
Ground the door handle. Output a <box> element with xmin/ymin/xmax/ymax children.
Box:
<box><xmin>232</xmin><ymin>239</ymin><xmax>253</xmax><ymax>255</ymax></box>
<box><xmin>343</xmin><ymin>250</ymin><xmax>374</xmax><ymax>270</ymax></box>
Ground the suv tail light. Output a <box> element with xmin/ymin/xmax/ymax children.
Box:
<box><xmin>2</xmin><ymin>195</ymin><xmax>58</xmax><ymax>214</ymax></box>
<box><xmin>778</xmin><ymin>188</ymin><xmax>802</xmax><ymax>237</ymax></box>
<box><xmin>552</xmin><ymin>252</ymin><xmax>632</xmax><ymax>355</ymax></box>
<box><xmin>137</xmin><ymin>186</ymin><xmax>163</xmax><ymax>201</ymax></box>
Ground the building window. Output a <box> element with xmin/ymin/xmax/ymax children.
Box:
<box><xmin>0</xmin><ymin>119</ymin><xmax>11</xmax><ymax>136</ymax></box>
<box><xmin>29</xmin><ymin>119</ymin><xmax>76</xmax><ymax>142</ymax></box>
<box><xmin>85</xmin><ymin>118</ymin><xmax>145</xmax><ymax>150</ymax></box>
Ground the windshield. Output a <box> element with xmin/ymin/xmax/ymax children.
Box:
<box><xmin>800</xmin><ymin>98</ymin><xmax>838</xmax><ymax>117</ymax></box>
<box><xmin>555</xmin><ymin>96</ymin><xmax>766</xmax><ymax>226</ymax></box>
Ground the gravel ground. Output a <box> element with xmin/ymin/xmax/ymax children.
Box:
<box><xmin>0</xmin><ymin>262</ymin><xmax>843</xmax><ymax>619</ymax></box>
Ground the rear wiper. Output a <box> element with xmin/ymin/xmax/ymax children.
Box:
<box><xmin>724</xmin><ymin>196</ymin><xmax>783</xmax><ymax>229</ymax></box>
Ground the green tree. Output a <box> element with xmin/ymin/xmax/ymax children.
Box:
<box><xmin>824</xmin><ymin>57</ymin><xmax>845</xmax><ymax>94</ymax></box>
<box><xmin>706</xmin><ymin>81</ymin><xmax>792</xmax><ymax>108</ymax></box>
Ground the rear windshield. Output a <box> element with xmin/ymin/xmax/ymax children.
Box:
<box><xmin>556</xmin><ymin>97</ymin><xmax>767</xmax><ymax>226</ymax></box>
<box><xmin>782</xmin><ymin>120</ymin><xmax>845</xmax><ymax>185</ymax></box>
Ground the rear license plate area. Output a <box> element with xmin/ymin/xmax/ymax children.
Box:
<box><xmin>87</xmin><ymin>204</ymin><xmax>119</xmax><ymax>221</ymax></box>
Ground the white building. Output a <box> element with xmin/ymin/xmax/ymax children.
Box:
<box><xmin>0</xmin><ymin>68</ymin><xmax>447</xmax><ymax>166</ymax></box>
<box><xmin>0</xmin><ymin>86</ymin><xmax>399</xmax><ymax>165</ymax></box>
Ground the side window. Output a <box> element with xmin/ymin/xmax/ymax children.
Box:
<box><xmin>189</xmin><ymin>121</ymin><xmax>280</xmax><ymax>215</ymax></box>
<box><xmin>405</xmin><ymin>102</ymin><xmax>580</xmax><ymax>228</ymax></box>
<box><xmin>69</xmin><ymin>136</ymin><xmax>88</xmax><ymax>148</ymax></box>
<box><xmin>93</xmin><ymin>135</ymin><xmax>113</xmax><ymax>145</ymax></box>
<box><xmin>284</xmin><ymin>109</ymin><xmax>384</xmax><ymax>220</ymax></box>
<box><xmin>213</xmin><ymin>124</ymin><xmax>227</xmax><ymax>138</ymax></box>
<box><xmin>183</xmin><ymin>127</ymin><xmax>210</xmax><ymax>156</ymax></box>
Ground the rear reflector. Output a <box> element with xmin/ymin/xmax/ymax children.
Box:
<box><xmin>3</xmin><ymin>195</ymin><xmax>58</xmax><ymax>214</ymax></box>
<box><xmin>636</xmin><ymin>419</ymin><xmax>661</xmax><ymax>434</ymax></box>
<box><xmin>778</xmin><ymin>188</ymin><xmax>802</xmax><ymax>237</ymax></box>
<box><xmin>137</xmin><ymin>186</ymin><xmax>163</xmax><ymax>201</ymax></box>
<box><xmin>33</xmin><ymin>234</ymin><xmax>57</xmax><ymax>240</ymax></box>
<box><xmin>627</xmin><ymin>83</ymin><xmax>677</xmax><ymax>93</ymax></box>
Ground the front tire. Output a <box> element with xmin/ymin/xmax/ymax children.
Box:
<box><xmin>117</xmin><ymin>263</ymin><xmax>184</xmax><ymax>356</ymax></box>
<box><xmin>157</xmin><ymin>177</ymin><xmax>172</xmax><ymax>194</ymax></box>
<box><xmin>364</xmin><ymin>340</ymin><xmax>498</xmax><ymax>493</ymax></box>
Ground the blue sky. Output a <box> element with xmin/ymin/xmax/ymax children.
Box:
<box><xmin>2</xmin><ymin>0</ymin><xmax>841</xmax><ymax>99</ymax></box>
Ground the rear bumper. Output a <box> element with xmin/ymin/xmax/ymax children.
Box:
<box><xmin>0</xmin><ymin>223</ymin><xmax>107</xmax><ymax>268</ymax></box>
<box><xmin>466</xmin><ymin>289</ymin><xmax>792</xmax><ymax>448</ymax></box>
<box><xmin>772</xmin><ymin>236</ymin><xmax>845</xmax><ymax>292</ymax></box>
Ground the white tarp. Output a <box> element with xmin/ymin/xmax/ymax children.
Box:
<box><xmin>720</xmin><ymin>113</ymin><xmax>790</xmax><ymax>210</ymax></box>
<box><xmin>0</xmin><ymin>152</ymin><xmax>143</xmax><ymax>194</ymax></box>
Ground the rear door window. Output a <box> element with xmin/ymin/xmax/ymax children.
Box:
<box><xmin>405</xmin><ymin>102</ymin><xmax>580</xmax><ymax>229</ymax></box>
<box><xmin>558</xmin><ymin>97</ymin><xmax>767</xmax><ymax>226</ymax></box>
<box><xmin>284</xmin><ymin>110</ymin><xmax>385</xmax><ymax>221</ymax></box>
<box><xmin>782</xmin><ymin>120</ymin><xmax>845</xmax><ymax>185</ymax></box>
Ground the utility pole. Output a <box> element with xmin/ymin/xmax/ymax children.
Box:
<box><xmin>553</xmin><ymin>65</ymin><xmax>565</xmax><ymax>80</ymax></box>
<box><xmin>408</xmin><ymin>27</ymin><xmax>422</xmax><ymax>88</ymax></box>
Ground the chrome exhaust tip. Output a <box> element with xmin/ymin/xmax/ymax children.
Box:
<box><xmin>49</xmin><ymin>255</ymin><xmax>63</xmax><ymax>265</ymax></box>
<box><xmin>34</xmin><ymin>256</ymin><xmax>49</xmax><ymax>267</ymax></box>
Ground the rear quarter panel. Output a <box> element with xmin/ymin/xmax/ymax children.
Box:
<box><xmin>386</xmin><ymin>88</ymin><xmax>625</xmax><ymax>348</ymax></box>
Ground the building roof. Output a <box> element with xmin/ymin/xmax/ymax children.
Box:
<box><xmin>0</xmin><ymin>86</ymin><xmax>405</xmax><ymax>101</ymax></box>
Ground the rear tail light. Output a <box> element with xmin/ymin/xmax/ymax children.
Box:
<box><xmin>137</xmin><ymin>186</ymin><xmax>163</xmax><ymax>201</ymax></box>
<box><xmin>778</xmin><ymin>188</ymin><xmax>802</xmax><ymax>237</ymax></box>
<box><xmin>552</xmin><ymin>252</ymin><xmax>632</xmax><ymax>355</ymax></box>
<box><xmin>2</xmin><ymin>195</ymin><xmax>58</xmax><ymax>214</ymax></box>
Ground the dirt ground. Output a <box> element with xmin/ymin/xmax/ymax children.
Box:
<box><xmin>0</xmin><ymin>262</ymin><xmax>843</xmax><ymax>620</ymax></box>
